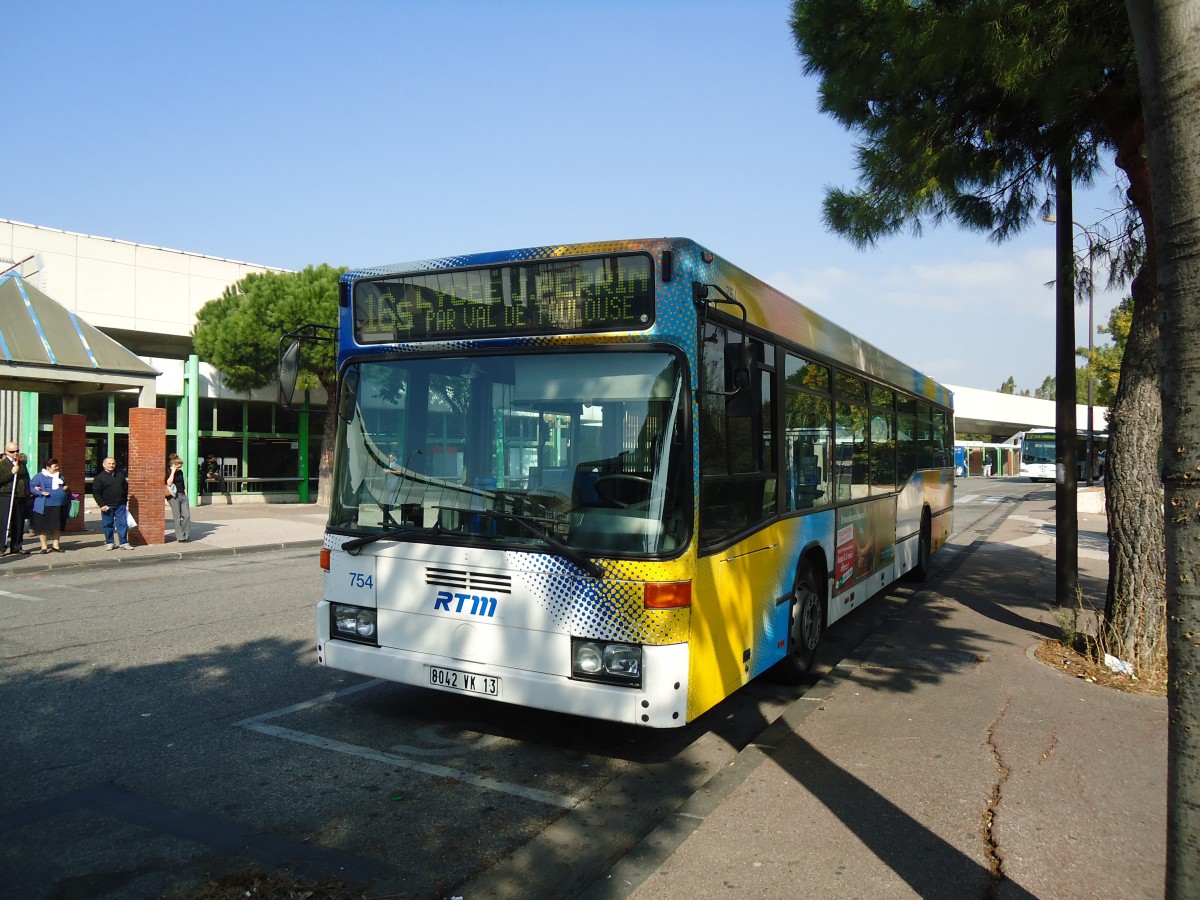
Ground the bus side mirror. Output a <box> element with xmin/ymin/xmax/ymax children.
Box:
<box><xmin>278</xmin><ymin>340</ymin><xmax>301</xmax><ymax>408</ymax></box>
<box><xmin>725</xmin><ymin>343</ymin><xmax>760</xmax><ymax>418</ymax></box>
<box><xmin>276</xmin><ymin>322</ymin><xmax>337</xmax><ymax>409</ymax></box>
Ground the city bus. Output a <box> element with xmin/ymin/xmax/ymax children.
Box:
<box><xmin>1019</xmin><ymin>429</ymin><xmax>1106</xmax><ymax>482</ymax></box>
<box><xmin>287</xmin><ymin>238</ymin><xmax>954</xmax><ymax>727</ymax></box>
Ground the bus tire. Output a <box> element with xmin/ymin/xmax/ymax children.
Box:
<box><xmin>909</xmin><ymin>510</ymin><xmax>932</xmax><ymax>582</ymax></box>
<box><xmin>772</xmin><ymin>558</ymin><xmax>825</xmax><ymax>685</ymax></box>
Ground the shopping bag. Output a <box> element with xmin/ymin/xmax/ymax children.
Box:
<box><xmin>126</xmin><ymin>509</ymin><xmax>138</xmax><ymax>529</ymax></box>
<box><xmin>68</xmin><ymin>499</ymin><xmax>80</xmax><ymax>518</ymax></box>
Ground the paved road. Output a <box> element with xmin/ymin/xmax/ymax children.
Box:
<box><xmin>0</xmin><ymin>480</ymin><xmax>1030</xmax><ymax>898</ymax></box>
<box><xmin>0</xmin><ymin>548</ymin><xmax>808</xmax><ymax>897</ymax></box>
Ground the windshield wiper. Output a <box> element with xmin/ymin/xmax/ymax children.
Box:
<box><xmin>340</xmin><ymin>525</ymin><xmax>417</xmax><ymax>554</ymax></box>
<box><xmin>469</xmin><ymin>508</ymin><xmax>604</xmax><ymax>580</ymax></box>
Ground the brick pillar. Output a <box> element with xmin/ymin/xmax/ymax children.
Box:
<box><xmin>52</xmin><ymin>414</ymin><xmax>87</xmax><ymax>534</ymax></box>
<box><xmin>128</xmin><ymin>407</ymin><xmax>166</xmax><ymax>546</ymax></box>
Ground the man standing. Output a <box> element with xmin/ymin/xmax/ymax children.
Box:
<box><xmin>92</xmin><ymin>456</ymin><xmax>132</xmax><ymax>550</ymax></box>
<box><xmin>1</xmin><ymin>441</ymin><xmax>31</xmax><ymax>556</ymax></box>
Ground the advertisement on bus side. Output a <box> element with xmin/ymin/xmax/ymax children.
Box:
<box><xmin>834</xmin><ymin>499</ymin><xmax>897</xmax><ymax>591</ymax></box>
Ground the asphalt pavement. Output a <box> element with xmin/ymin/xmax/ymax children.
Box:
<box><xmin>0</xmin><ymin>485</ymin><xmax>1166</xmax><ymax>899</ymax></box>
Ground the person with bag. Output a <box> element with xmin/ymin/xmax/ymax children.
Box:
<box><xmin>1</xmin><ymin>440</ymin><xmax>31</xmax><ymax>556</ymax></box>
<box><xmin>29</xmin><ymin>458</ymin><xmax>69</xmax><ymax>553</ymax></box>
<box><xmin>92</xmin><ymin>456</ymin><xmax>132</xmax><ymax>550</ymax></box>
<box><xmin>166</xmin><ymin>452</ymin><xmax>191</xmax><ymax>543</ymax></box>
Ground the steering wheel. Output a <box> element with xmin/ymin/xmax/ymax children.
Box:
<box><xmin>592</xmin><ymin>473</ymin><xmax>655</xmax><ymax>508</ymax></box>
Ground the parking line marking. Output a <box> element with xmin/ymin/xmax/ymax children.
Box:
<box><xmin>243</xmin><ymin>721</ymin><xmax>578</xmax><ymax>809</ymax></box>
<box><xmin>237</xmin><ymin>678</ymin><xmax>579</xmax><ymax>810</ymax></box>
<box><xmin>234</xmin><ymin>679</ymin><xmax>385</xmax><ymax>727</ymax></box>
<box><xmin>0</xmin><ymin>589</ymin><xmax>44</xmax><ymax>602</ymax></box>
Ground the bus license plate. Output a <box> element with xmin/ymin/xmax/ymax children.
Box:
<box><xmin>428</xmin><ymin>666</ymin><xmax>500</xmax><ymax>697</ymax></box>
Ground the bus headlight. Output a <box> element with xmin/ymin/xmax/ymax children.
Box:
<box><xmin>332</xmin><ymin>604</ymin><xmax>377</xmax><ymax>644</ymax></box>
<box><xmin>604</xmin><ymin>643</ymin><xmax>641</xmax><ymax>677</ymax></box>
<box><xmin>575</xmin><ymin>642</ymin><xmax>604</xmax><ymax>674</ymax></box>
<box><xmin>571</xmin><ymin>638</ymin><xmax>641</xmax><ymax>686</ymax></box>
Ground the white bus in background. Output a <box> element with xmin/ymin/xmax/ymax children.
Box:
<box><xmin>1019</xmin><ymin>429</ymin><xmax>1106</xmax><ymax>482</ymax></box>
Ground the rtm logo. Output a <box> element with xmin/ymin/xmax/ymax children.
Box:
<box><xmin>433</xmin><ymin>590</ymin><xmax>498</xmax><ymax>618</ymax></box>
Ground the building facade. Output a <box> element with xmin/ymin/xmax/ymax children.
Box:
<box><xmin>0</xmin><ymin>218</ymin><xmax>327</xmax><ymax>500</ymax></box>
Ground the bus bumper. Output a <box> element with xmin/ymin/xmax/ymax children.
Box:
<box><xmin>316</xmin><ymin>601</ymin><xmax>690</xmax><ymax>727</ymax></box>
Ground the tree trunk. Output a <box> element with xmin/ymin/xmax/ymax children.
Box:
<box><xmin>1103</xmin><ymin>265</ymin><xmax>1165</xmax><ymax>670</ymax></box>
<box><xmin>1125</xmin><ymin>1</ymin><xmax>1200</xmax><ymax>894</ymax></box>
<box><xmin>1105</xmin><ymin>97</ymin><xmax>1165</xmax><ymax>674</ymax></box>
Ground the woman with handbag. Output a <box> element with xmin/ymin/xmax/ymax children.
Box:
<box><xmin>166</xmin><ymin>453</ymin><xmax>191</xmax><ymax>543</ymax></box>
<box><xmin>29</xmin><ymin>458</ymin><xmax>69</xmax><ymax>553</ymax></box>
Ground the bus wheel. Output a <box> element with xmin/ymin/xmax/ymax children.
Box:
<box><xmin>909</xmin><ymin>510</ymin><xmax>932</xmax><ymax>582</ymax></box>
<box><xmin>772</xmin><ymin>560</ymin><xmax>825</xmax><ymax>685</ymax></box>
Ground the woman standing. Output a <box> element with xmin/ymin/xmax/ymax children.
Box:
<box><xmin>166</xmin><ymin>453</ymin><xmax>191</xmax><ymax>543</ymax></box>
<box><xmin>29</xmin><ymin>458</ymin><xmax>69</xmax><ymax>553</ymax></box>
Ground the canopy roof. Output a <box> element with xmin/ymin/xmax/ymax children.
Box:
<box><xmin>0</xmin><ymin>272</ymin><xmax>158</xmax><ymax>394</ymax></box>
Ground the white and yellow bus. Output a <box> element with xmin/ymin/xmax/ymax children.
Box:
<box><xmin>295</xmin><ymin>238</ymin><xmax>953</xmax><ymax>727</ymax></box>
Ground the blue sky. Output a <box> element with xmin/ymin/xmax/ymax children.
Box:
<box><xmin>5</xmin><ymin>1</ymin><xmax>1129</xmax><ymax>394</ymax></box>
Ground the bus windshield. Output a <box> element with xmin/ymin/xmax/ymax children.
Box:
<box><xmin>1022</xmin><ymin>434</ymin><xmax>1056</xmax><ymax>466</ymax></box>
<box><xmin>329</xmin><ymin>349</ymin><xmax>690</xmax><ymax>557</ymax></box>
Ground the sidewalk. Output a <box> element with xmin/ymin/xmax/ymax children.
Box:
<box><xmin>595</xmin><ymin>493</ymin><xmax>1166</xmax><ymax>899</ymax></box>
<box><xmin>0</xmin><ymin>499</ymin><xmax>327</xmax><ymax>575</ymax></box>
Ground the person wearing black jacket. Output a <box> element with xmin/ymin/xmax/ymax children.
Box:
<box><xmin>166</xmin><ymin>453</ymin><xmax>191</xmax><ymax>543</ymax></box>
<box><xmin>1</xmin><ymin>440</ymin><xmax>31</xmax><ymax>556</ymax></box>
<box><xmin>92</xmin><ymin>456</ymin><xmax>132</xmax><ymax>550</ymax></box>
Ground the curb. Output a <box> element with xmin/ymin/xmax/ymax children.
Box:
<box><xmin>0</xmin><ymin>539</ymin><xmax>324</xmax><ymax>577</ymax></box>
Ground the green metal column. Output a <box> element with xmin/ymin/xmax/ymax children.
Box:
<box><xmin>241</xmin><ymin>401</ymin><xmax>249</xmax><ymax>488</ymax></box>
<box><xmin>174</xmin><ymin>395</ymin><xmax>186</xmax><ymax>457</ymax></box>
<box><xmin>19</xmin><ymin>392</ymin><xmax>38</xmax><ymax>461</ymax></box>
<box><xmin>298</xmin><ymin>391</ymin><xmax>310</xmax><ymax>503</ymax></box>
<box><xmin>185</xmin><ymin>355</ymin><xmax>200</xmax><ymax>481</ymax></box>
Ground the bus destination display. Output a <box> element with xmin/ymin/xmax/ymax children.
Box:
<box><xmin>354</xmin><ymin>253</ymin><xmax>654</xmax><ymax>343</ymax></box>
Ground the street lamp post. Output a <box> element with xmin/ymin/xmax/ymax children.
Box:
<box><xmin>1048</xmin><ymin>159</ymin><xmax>1078</xmax><ymax>606</ymax></box>
<box><xmin>1043</xmin><ymin>214</ymin><xmax>1098</xmax><ymax>487</ymax></box>
<box><xmin>1078</xmin><ymin>225</ymin><xmax>1097</xmax><ymax>488</ymax></box>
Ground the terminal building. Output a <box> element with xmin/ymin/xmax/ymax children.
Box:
<box><xmin>946</xmin><ymin>384</ymin><xmax>1107</xmax><ymax>479</ymax></box>
<box><xmin>1</xmin><ymin>217</ymin><xmax>1105</xmax><ymax>505</ymax></box>
<box><xmin>0</xmin><ymin>218</ymin><xmax>326</xmax><ymax>505</ymax></box>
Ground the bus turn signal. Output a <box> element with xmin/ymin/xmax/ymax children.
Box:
<box><xmin>644</xmin><ymin>581</ymin><xmax>691</xmax><ymax>609</ymax></box>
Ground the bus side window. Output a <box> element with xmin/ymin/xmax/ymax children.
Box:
<box><xmin>784</xmin><ymin>389</ymin><xmax>831</xmax><ymax>511</ymax></box>
<box><xmin>897</xmin><ymin>410</ymin><xmax>917</xmax><ymax>482</ymax></box>
<box><xmin>835</xmin><ymin>401</ymin><xmax>869</xmax><ymax>501</ymax></box>
<box><xmin>916</xmin><ymin>403</ymin><xmax>936</xmax><ymax>469</ymax></box>
<box><xmin>699</xmin><ymin>325</ymin><xmax>775</xmax><ymax>543</ymax></box>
